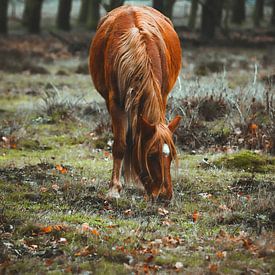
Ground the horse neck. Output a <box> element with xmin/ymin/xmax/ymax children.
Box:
<box><xmin>132</xmin><ymin>81</ymin><xmax>166</xmax><ymax>156</ymax></box>
<box><xmin>138</xmin><ymin>78</ymin><xmax>166</xmax><ymax>125</ymax></box>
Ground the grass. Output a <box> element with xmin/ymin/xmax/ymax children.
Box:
<box><xmin>0</xmin><ymin>44</ymin><xmax>274</xmax><ymax>274</ymax></box>
<box><xmin>1</xmin><ymin>138</ymin><xmax>274</xmax><ymax>273</ymax></box>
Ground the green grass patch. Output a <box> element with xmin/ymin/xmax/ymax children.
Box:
<box><xmin>213</xmin><ymin>150</ymin><xmax>275</xmax><ymax>173</ymax></box>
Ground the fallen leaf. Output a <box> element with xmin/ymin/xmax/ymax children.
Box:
<box><xmin>81</xmin><ymin>223</ymin><xmax>91</xmax><ymax>232</ymax></box>
<box><xmin>192</xmin><ymin>210</ymin><xmax>199</xmax><ymax>222</ymax></box>
<box><xmin>124</xmin><ymin>209</ymin><xmax>133</xmax><ymax>216</ymax></box>
<box><xmin>175</xmin><ymin>262</ymin><xmax>183</xmax><ymax>269</ymax></box>
<box><xmin>162</xmin><ymin>219</ymin><xmax>173</xmax><ymax>226</ymax></box>
<box><xmin>216</xmin><ymin>251</ymin><xmax>227</xmax><ymax>259</ymax></box>
<box><xmin>10</xmin><ymin>143</ymin><xmax>17</xmax><ymax>149</ymax></box>
<box><xmin>250</xmin><ymin>123</ymin><xmax>258</xmax><ymax>134</ymax></box>
<box><xmin>41</xmin><ymin>225</ymin><xmax>53</xmax><ymax>233</ymax></box>
<box><xmin>246</xmin><ymin>268</ymin><xmax>260</xmax><ymax>275</ymax></box>
<box><xmin>91</xmin><ymin>229</ymin><xmax>100</xmax><ymax>236</ymax></box>
<box><xmin>40</xmin><ymin>224</ymin><xmax>64</xmax><ymax>234</ymax></box>
<box><xmin>75</xmin><ymin>246</ymin><xmax>93</xmax><ymax>257</ymax></box>
<box><xmin>44</xmin><ymin>259</ymin><xmax>54</xmax><ymax>266</ymax></box>
<box><xmin>51</xmin><ymin>184</ymin><xmax>59</xmax><ymax>191</ymax></box>
<box><xmin>143</xmin><ymin>264</ymin><xmax>149</xmax><ymax>273</ymax></box>
<box><xmin>40</xmin><ymin>187</ymin><xmax>48</xmax><ymax>193</ymax></box>
<box><xmin>145</xmin><ymin>254</ymin><xmax>154</xmax><ymax>263</ymax></box>
<box><xmin>158</xmin><ymin>207</ymin><xmax>169</xmax><ymax>216</ymax></box>
<box><xmin>218</xmin><ymin>229</ymin><xmax>229</xmax><ymax>238</ymax></box>
<box><xmin>56</xmin><ymin>164</ymin><xmax>68</xmax><ymax>174</ymax></box>
<box><xmin>115</xmin><ymin>245</ymin><xmax>125</xmax><ymax>252</ymax></box>
<box><xmin>2</xmin><ymin>136</ymin><xmax>8</xmax><ymax>143</ymax></box>
<box><xmin>242</xmin><ymin>238</ymin><xmax>256</xmax><ymax>251</ymax></box>
<box><xmin>104</xmin><ymin>151</ymin><xmax>111</xmax><ymax>158</ymax></box>
<box><xmin>246</xmin><ymin>195</ymin><xmax>251</xmax><ymax>201</ymax></box>
<box><xmin>218</xmin><ymin>204</ymin><xmax>231</xmax><ymax>212</ymax></box>
<box><xmin>199</xmin><ymin>193</ymin><xmax>212</xmax><ymax>199</ymax></box>
<box><xmin>1</xmin><ymin>136</ymin><xmax>17</xmax><ymax>149</ymax></box>
<box><xmin>208</xmin><ymin>263</ymin><xmax>218</xmax><ymax>273</ymax></box>
<box><xmin>58</xmin><ymin>237</ymin><xmax>67</xmax><ymax>244</ymax></box>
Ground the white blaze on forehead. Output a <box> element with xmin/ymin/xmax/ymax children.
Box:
<box><xmin>162</xmin><ymin>143</ymin><xmax>170</xmax><ymax>155</ymax></box>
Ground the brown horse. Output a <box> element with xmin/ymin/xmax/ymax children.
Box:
<box><xmin>89</xmin><ymin>5</ymin><xmax>182</xmax><ymax>201</ymax></box>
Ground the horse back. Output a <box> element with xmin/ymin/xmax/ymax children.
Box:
<box><xmin>89</xmin><ymin>5</ymin><xmax>181</xmax><ymax>107</ymax></box>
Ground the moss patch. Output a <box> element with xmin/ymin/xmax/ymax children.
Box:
<box><xmin>214</xmin><ymin>150</ymin><xmax>275</xmax><ymax>173</ymax></box>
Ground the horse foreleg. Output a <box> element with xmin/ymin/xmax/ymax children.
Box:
<box><xmin>160</xmin><ymin>157</ymin><xmax>173</xmax><ymax>201</ymax></box>
<box><xmin>107</xmin><ymin>100</ymin><xmax>127</xmax><ymax>199</ymax></box>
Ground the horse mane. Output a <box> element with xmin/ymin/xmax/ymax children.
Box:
<box><xmin>113</xmin><ymin>18</ymin><xmax>166</xmax><ymax>123</ymax></box>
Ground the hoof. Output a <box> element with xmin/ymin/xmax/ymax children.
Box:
<box><xmin>106</xmin><ymin>188</ymin><xmax>121</xmax><ymax>199</ymax></box>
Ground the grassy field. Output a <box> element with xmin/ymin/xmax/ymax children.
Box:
<box><xmin>0</xmin><ymin>34</ymin><xmax>275</xmax><ymax>274</ymax></box>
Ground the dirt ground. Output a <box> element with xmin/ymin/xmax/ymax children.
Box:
<box><xmin>0</xmin><ymin>32</ymin><xmax>275</xmax><ymax>274</ymax></box>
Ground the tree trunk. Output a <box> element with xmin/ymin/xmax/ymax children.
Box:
<box><xmin>163</xmin><ymin>0</ymin><xmax>176</xmax><ymax>19</ymax></box>
<box><xmin>216</xmin><ymin>0</ymin><xmax>224</xmax><ymax>27</ymax></box>
<box><xmin>272</xmin><ymin>0</ymin><xmax>275</xmax><ymax>26</ymax></box>
<box><xmin>223</xmin><ymin>0</ymin><xmax>230</xmax><ymax>32</ymax></box>
<box><xmin>86</xmin><ymin>0</ymin><xmax>100</xmax><ymax>30</ymax></box>
<box><xmin>78</xmin><ymin>0</ymin><xmax>89</xmax><ymax>24</ymax></box>
<box><xmin>0</xmin><ymin>0</ymin><xmax>9</xmax><ymax>34</ymax></box>
<box><xmin>56</xmin><ymin>0</ymin><xmax>72</xmax><ymax>31</ymax></box>
<box><xmin>22</xmin><ymin>0</ymin><xmax>30</xmax><ymax>26</ymax></box>
<box><xmin>254</xmin><ymin>0</ymin><xmax>265</xmax><ymax>27</ymax></box>
<box><xmin>153</xmin><ymin>0</ymin><xmax>164</xmax><ymax>13</ymax></box>
<box><xmin>188</xmin><ymin>0</ymin><xmax>199</xmax><ymax>30</ymax></box>
<box><xmin>23</xmin><ymin>0</ymin><xmax>44</xmax><ymax>33</ymax></box>
<box><xmin>231</xmin><ymin>0</ymin><xmax>246</xmax><ymax>24</ymax></box>
<box><xmin>201</xmin><ymin>0</ymin><xmax>221</xmax><ymax>40</ymax></box>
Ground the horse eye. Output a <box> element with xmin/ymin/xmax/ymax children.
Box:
<box><xmin>148</xmin><ymin>153</ymin><xmax>158</xmax><ymax>159</ymax></box>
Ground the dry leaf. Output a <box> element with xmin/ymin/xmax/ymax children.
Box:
<box><xmin>124</xmin><ymin>209</ymin><xmax>133</xmax><ymax>216</ymax></box>
<box><xmin>58</xmin><ymin>237</ymin><xmax>67</xmax><ymax>244</ymax></box>
<box><xmin>216</xmin><ymin>251</ymin><xmax>227</xmax><ymax>259</ymax></box>
<box><xmin>208</xmin><ymin>263</ymin><xmax>218</xmax><ymax>273</ymax></box>
<box><xmin>158</xmin><ymin>207</ymin><xmax>169</xmax><ymax>216</ymax></box>
<box><xmin>192</xmin><ymin>210</ymin><xmax>199</xmax><ymax>222</ymax></box>
<box><xmin>91</xmin><ymin>229</ymin><xmax>100</xmax><ymax>236</ymax></box>
<box><xmin>44</xmin><ymin>259</ymin><xmax>54</xmax><ymax>266</ymax></box>
<box><xmin>75</xmin><ymin>246</ymin><xmax>93</xmax><ymax>257</ymax></box>
<box><xmin>145</xmin><ymin>254</ymin><xmax>154</xmax><ymax>263</ymax></box>
<box><xmin>218</xmin><ymin>204</ymin><xmax>231</xmax><ymax>212</ymax></box>
<box><xmin>40</xmin><ymin>187</ymin><xmax>48</xmax><ymax>193</ymax></box>
<box><xmin>56</xmin><ymin>164</ymin><xmax>68</xmax><ymax>174</ymax></box>
<box><xmin>175</xmin><ymin>262</ymin><xmax>183</xmax><ymax>269</ymax></box>
<box><xmin>250</xmin><ymin>123</ymin><xmax>258</xmax><ymax>134</ymax></box>
<box><xmin>41</xmin><ymin>225</ymin><xmax>53</xmax><ymax>233</ymax></box>
<box><xmin>41</xmin><ymin>224</ymin><xmax>64</xmax><ymax>234</ymax></box>
<box><xmin>29</xmin><ymin>244</ymin><xmax>38</xmax><ymax>250</ymax></box>
<box><xmin>51</xmin><ymin>184</ymin><xmax>59</xmax><ymax>191</ymax></box>
<box><xmin>81</xmin><ymin>223</ymin><xmax>91</xmax><ymax>232</ymax></box>
<box><xmin>162</xmin><ymin>219</ymin><xmax>173</xmax><ymax>226</ymax></box>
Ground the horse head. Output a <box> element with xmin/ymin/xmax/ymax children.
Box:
<box><xmin>137</xmin><ymin>115</ymin><xmax>181</xmax><ymax>201</ymax></box>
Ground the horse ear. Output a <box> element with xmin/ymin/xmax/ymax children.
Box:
<box><xmin>168</xmin><ymin>115</ymin><xmax>181</xmax><ymax>133</ymax></box>
<box><xmin>140</xmin><ymin>116</ymin><xmax>156</xmax><ymax>138</ymax></box>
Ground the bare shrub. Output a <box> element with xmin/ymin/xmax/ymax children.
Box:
<box><xmin>168</xmin><ymin>68</ymin><xmax>275</xmax><ymax>152</ymax></box>
<box><xmin>40</xmin><ymin>83</ymin><xmax>84</xmax><ymax>123</ymax></box>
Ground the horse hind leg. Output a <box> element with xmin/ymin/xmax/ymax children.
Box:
<box><xmin>107</xmin><ymin>99</ymin><xmax>127</xmax><ymax>199</ymax></box>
